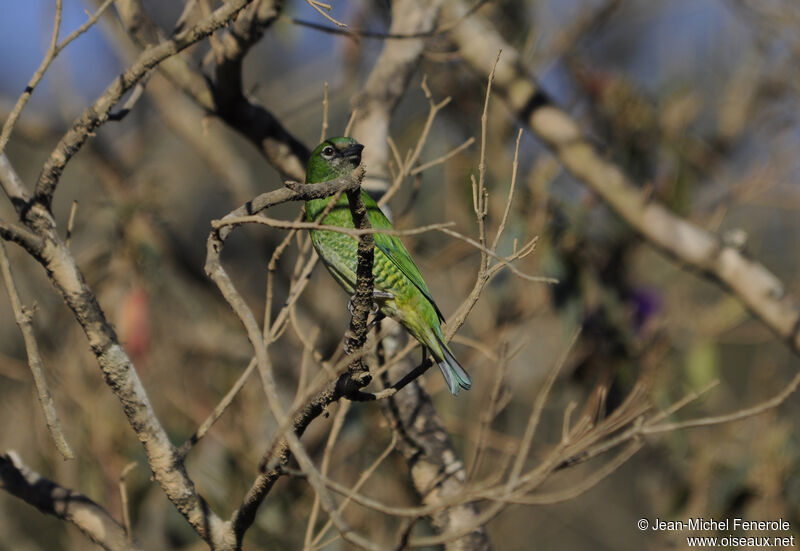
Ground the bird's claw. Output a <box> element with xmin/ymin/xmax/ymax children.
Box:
<box><xmin>368</xmin><ymin>311</ymin><xmax>386</xmax><ymax>330</ymax></box>
<box><xmin>347</xmin><ymin>291</ymin><xmax>394</xmax><ymax>316</ymax></box>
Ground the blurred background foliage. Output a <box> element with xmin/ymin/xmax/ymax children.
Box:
<box><xmin>1</xmin><ymin>0</ymin><xmax>800</xmax><ymax>549</ymax></box>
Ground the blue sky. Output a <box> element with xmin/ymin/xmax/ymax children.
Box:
<box><xmin>1</xmin><ymin>0</ymin><xmax>122</xmax><ymax>108</ymax></box>
<box><xmin>0</xmin><ymin>0</ymin><xmax>750</xmax><ymax>126</ymax></box>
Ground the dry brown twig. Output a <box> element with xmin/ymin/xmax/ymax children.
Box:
<box><xmin>287</xmin><ymin>0</ymin><xmax>491</xmax><ymax>40</ymax></box>
<box><xmin>0</xmin><ymin>451</ymin><xmax>138</xmax><ymax>551</ymax></box>
<box><xmin>378</xmin><ymin>76</ymin><xmax>474</xmax><ymax>207</ymax></box>
<box><xmin>307</xmin><ymin>0</ymin><xmax>348</xmax><ymax>28</ymax></box>
<box><xmin>0</xmin><ymin>242</ymin><xmax>73</xmax><ymax>460</ymax></box>
<box><xmin>280</xmin><ymin>346</ymin><xmax>799</xmax><ymax>549</ymax></box>
<box><xmin>118</xmin><ymin>462</ymin><xmax>138</xmax><ymax>542</ymax></box>
<box><xmin>304</xmin><ymin>401</ymin><xmax>351</xmax><ymax>550</ymax></box>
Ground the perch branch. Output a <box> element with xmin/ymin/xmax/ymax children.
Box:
<box><xmin>207</xmin><ymin>167</ymin><xmax>388</xmax><ymax>546</ymax></box>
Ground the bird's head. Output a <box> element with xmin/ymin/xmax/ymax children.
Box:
<box><xmin>305</xmin><ymin>137</ymin><xmax>364</xmax><ymax>183</ymax></box>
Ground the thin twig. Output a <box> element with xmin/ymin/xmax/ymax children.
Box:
<box><xmin>35</xmin><ymin>0</ymin><xmax>257</xmax><ymax>207</ymax></box>
<box><xmin>0</xmin><ymin>242</ymin><xmax>73</xmax><ymax>460</ymax></box>
<box><xmin>409</xmin><ymin>136</ymin><xmax>475</xmax><ymax>176</ymax></box>
<box><xmin>287</xmin><ymin>0</ymin><xmax>491</xmax><ymax>40</ymax></box>
<box><xmin>438</xmin><ymin>228</ymin><xmax>553</xmax><ymax>283</ymax></box>
<box><xmin>475</xmin><ymin>50</ymin><xmax>501</xmax><ymax>260</ymax></box>
<box><xmin>378</xmin><ymin>77</ymin><xmax>460</xmax><ymax>207</ymax></box>
<box><xmin>643</xmin><ymin>369</ymin><xmax>800</xmax><ymax>434</ymax></box>
<box><xmin>307</xmin><ymin>0</ymin><xmax>348</xmax><ymax>28</ymax></box>
<box><xmin>0</xmin><ymin>0</ymin><xmax>63</xmax><ymax>154</ymax></box>
<box><xmin>344</xmin><ymin>109</ymin><xmax>358</xmax><ymax>136</ymax></box>
<box><xmin>506</xmin><ymin>329</ymin><xmax>580</xmax><ymax>489</ymax></box>
<box><xmin>467</xmin><ymin>343</ymin><xmax>510</xmax><ymax>479</ymax></box>
<box><xmin>310</xmin><ymin>433</ymin><xmax>398</xmax><ymax>549</ymax></box>
<box><xmin>119</xmin><ymin>462</ymin><xmax>138</xmax><ymax>540</ymax></box>
<box><xmin>491</xmin><ymin>128</ymin><xmax>522</xmax><ymax>250</ymax></box>
<box><xmin>177</xmin><ymin>359</ymin><xmax>258</xmax><ymax>459</ymax></box>
<box><xmin>304</xmin><ymin>401</ymin><xmax>351</xmax><ymax>550</ymax></box>
<box><xmin>320</xmin><ymin>82</ymin><xmax>329</xmax><ymax>142</ymax></box>
<box><xmin>212</xmin><ymin>214</ymin><xmax>454</xmax><ymax>238</ymax></box>
<box><xmin>65</xmin><ymin>200</ymin><xmax>78</xmax><ymax>249</ymax></box>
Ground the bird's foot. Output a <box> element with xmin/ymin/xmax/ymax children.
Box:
<box><xmin>347</xmin><ymin>291</ymin><xmax>394</xmax><ymax>316</ymax></box>
<box><xmin>368</xmin><ymin>310</ymin><xmax>386</xmax><ymax>330</ymax></box>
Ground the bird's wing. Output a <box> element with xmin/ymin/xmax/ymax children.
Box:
<box><xmin>362</xmin><ymin>191</ymin><xmax>445</xmax><ymax>322</ymax></box>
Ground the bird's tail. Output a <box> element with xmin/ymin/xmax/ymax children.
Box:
<box><xmin>433</xmin><ymin>334</ymin><xmax>472</xmax><ymax>396</ymax></box>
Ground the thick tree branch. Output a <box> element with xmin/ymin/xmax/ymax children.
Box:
<box><xmin>0</xmin><ymin>451</ymin><xmax>138</xmax><ymax>551</ymax></box>
<box><xmin>0</xmin><ymin>218</ymin><xmax>44</xmax><ymax>253</ymax></box>
<box><xmin>1</xmin><ymin>154</ymin><xmax>232</xmax><ymax>548</ymax></box>
<box><xmin>341</xmin><ymin>185</ymin><xmax>376</xmax><ymax>393</ymax></box>
<box><xmin>0</xmin><ymin>152</ymin><xmax>32</xmax><ymax>213</ymax></box>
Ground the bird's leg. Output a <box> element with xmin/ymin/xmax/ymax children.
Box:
<box><xmin>390</xmin><ymin>349</ymin><xmax>435</xmax><ymax>392</ymax></box>
<box><xmin>367</xmin><ymin>291</ymin><xmax>392</xmax><ymax>328</ymax></box>
<box><xmin>368</xmin><ymin>312</ymin><xmax>385</xmax><ymax>330</ymax></box>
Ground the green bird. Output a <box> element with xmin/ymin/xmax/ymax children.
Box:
<box><xmin>304</xmin><ymin>137</ymin><xmax>472</xmax><ymax>395</ymax></box>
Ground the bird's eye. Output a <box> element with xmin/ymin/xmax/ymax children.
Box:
<box><xmin>321</xmin><ymin>146</ymin><xmax>335</xmax><ymax>158</ymax></box>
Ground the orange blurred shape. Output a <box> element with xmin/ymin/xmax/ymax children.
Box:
<box><xmin>119</xmin><ymin>285</ymin><xmax>151</xmax><ymax>367</ymax></box>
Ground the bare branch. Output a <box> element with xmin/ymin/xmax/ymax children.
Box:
<box><xmin>0</xmin><ymin>242</ymin><xmax>73</xmax><ymax>459</ymax></box>
<box><xmin>0</xmin><ymin>218</ymin><xmax>44</xmax><ymax>252</ymax></box>
<box><xmin>0</xmin><ymin>152</ymin><xmax>32</xmax><ymax>213</ymax></box>
<box><xmin>118</xmin><ymin>462</ymin><xmax>138</xmax><ymax>542</ymax></box>
<box><xmin>287</xmin><ymin>0</ymin><xmax>490</xmax><ymax>40</ymax></box>
<box><xmin>306</xmin><ymin>0</ymin><xmax>348</xmax><ymax>28</ymax></box>
<box><xmin>177</xmin><ymin>358</ymin><xmax>258</xmax><ymax>459</ymax></box>
<box><xmin>0</xmin><ymin>451</ymin><xmax>138</xmax><ymax>551</ymax></box>
<box><xmin>212</xmin><ymin>214</ymin><xmax>454</xmax><ymax>238</ymax></box>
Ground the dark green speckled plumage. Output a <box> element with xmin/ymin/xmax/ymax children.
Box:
<box><xmin>305</xmin><ymin>137</ymin><xmax>471</xmax><ymax>395</ymax></box>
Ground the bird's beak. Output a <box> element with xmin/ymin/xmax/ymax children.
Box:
<box><xmin>340</xmin><ymin>143</ymin><xmax>364</xmax><ymax>162</ymax></box>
